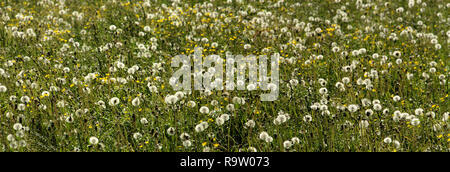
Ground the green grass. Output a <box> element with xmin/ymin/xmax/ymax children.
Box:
<box><xmin>0</xmin><ymin>0</ymin><xmax>448</xmax><ymax>152</ymax></box>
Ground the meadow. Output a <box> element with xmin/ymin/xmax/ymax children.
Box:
<box><xmin>0</xmin><ymin>0</ymin><xmax>448</xmax><ymax>152</ymax></box>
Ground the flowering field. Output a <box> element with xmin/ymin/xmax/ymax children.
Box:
<box><xmin>0</xmin><ymin>0</ymin><xmax>448</xmax><ymax>152</ymax></box>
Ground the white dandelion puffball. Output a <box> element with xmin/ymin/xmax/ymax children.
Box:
<box><xmin>216</xmin><ymin>117</ymin><xmax>225</xmax><ymax>126</ymax></box>
<box><xmin>187</xmin><ymin>101</ymin><xmax>196</xmax><ymax>108</ymax></box>
<box><xmin>132</xmin><ymin>97</ymin><xmax>141</xmax><ymax>106</ymax></box>
<box><xmin>359</xmin><ymin>120</ymin><xmax>369</xmax><ymax>128</ymax></box>
<box><xmin>195</xmin><ymin>124</ymin><xmax>205</xmax><ymax>132</ymax></box>
<box><xmin>411</xmin><ymin>118</ymin><xmax>420</xmax><ymax>126</ymax></box>
<box><xmin>182</xmin><ymin>140</ymin><xmax>192</xmax><ymax>147</ymax></box>
<box><xmin>0</xmin><ymin>85</ymin><xmax>7</xmax><ymax>93</ymax></box>
<box><xmin>259</xmin><ymin>132</ymin><xmax>269</xmax><ymax>140</ymax></box>
<box><xmin>144</xmin><ymin>26</ymin><xmax>151</xmax><ymax>32</ymax></box>
<box><xmin>245</xmin><ymin>120</ymin><xmax>255</xmax><ymax>128</ymax></box>
<box><xmin>164</xmin><ymin>95</ymin><xmax>178</xmax><ymax>105</ymax></box>
<box><xmin>393</xmin><ymin>140</ymin><xmax>401</xmax><ymax>149</ymax></box>
<box><xmin>303</xmin><ymin>115</ymin><xmax>312</xmax><ymax>122</ymax></box>
<box><xmin>393</xmin><ymin>95</ymin><xmax>401</xmax><ymax>102</ymax></box>
<box><xmin>13</xmin><ymin>123</ymin><xmax>22</xmax><ymax>130</ymax></box>
<box><xmin>109</xmin><ymin>97</ymin><xmax>120</xmax><ymax>106</ymax></box>
<box><xmin>199</xmin><ymin>106</ymin><xmax>210</xmax><ymax>114</ymax></box>
<box><xmin>247</xmin><ymin>83</ymin><xmax>256</xmax><ymax>91</ymax></box>
<box><xmin>283</xmin><ymin>140</ymin><xmax>293</xmax><ymax>149</ymax></box>
<box><xmin>180</xmin><ymin>133</ymin><xmax>190</xmax><ymax>141</ymax></box>
<box><xmin>348</xmin><ymin>104</ymin><xmax>359</xmax><ymax>113</ymax></box>
<box><xmin>415</xmin><ymin>108</ymin><xmax>424</xmax><ymax>116</ymax></box>
<box><xmin>133</xmin><ymin>133</ymin><xmax>143</xmax><ymax>140</ymax></box>
<box><xmin>89</xmin><ymin>137</ymin><xmax>99</xmax><ymax>145</ymax></box>
<box><xmin>319</xmin><ymin>87</ymin><xmax>328</xmax><ymax>94</ymax></box>
<box><xmin>373</xmin><ymin>104</ymin><xmax>382</xmax><ymax>111</ymax></box>
<box><xmin>167</xmin><ymin>127</ymin><xmax>176</xmax><ymax>135</ymax></box>
<box><xmin>140</xmin><ymin>118</ymin><xmax>148</xmax><ymax>125</ymax></box>
<box><xmin>383</xmin><ymin>137</ymin><xmax>392</xmax><ymax>144</ymax></box>
<box><xmin>291</xmin><ymin>137</ymin><xmax>300</xmax><ymax>144</ymax></box>
<box><xmin>109</xmin><ymin>25</ymin><xmax>117</xmax><ymax>31</ymax></box>
<box><xmin>248</xmin><ymin>147</ymin><xmax>257</xmax><ymax>152</ymax></box>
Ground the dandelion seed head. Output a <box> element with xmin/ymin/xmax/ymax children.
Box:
<box><xmin>393</xmin><ymin>95</ymin><xmax>401</xmax><ymax>102</ymax></box>
<box><xmin>182</xmin><ymin>140</ymin><xmax>192</xmax><ymax>147</ymax></box>
<box><xmin>199</xmin><ymin>106</ymin><xmax>210</xmax><ymax>114</ymax></box>
<box><xmin>383</xmin><ymin>137</ymin><xmax>392</xmax><ymax>144</ymax></box>
<box><xmin>167</xmin><ymin>127</ymin><xmax>176</xmax><ymax>136</ymax></box>
<box><xmin>245</xmin><ymin>120</ymin><xmax>256</xmax><ymax>128</ymax></box>
<box><xmin>132</xmin><ymin>97</ymin><xmax>141</xmax><ymax>106</ymax></box>
<box><xmin>0</xmin><ymin>85</ymin><xmax>7</xmax><ymax>93</ymax></box>
<box><xmin>283</xmin><ymin>140</ymin><xmax>293</xmax><ymax>149</ymax></box>
<box><xmin>109</xmin><ymin>97</ymin><xmax>120</xmax><ymax>106</ymax></box>
<box><xmin>89</xmin><ymin>137</ymin><xmax>99</xmax><ymax>145</ymax></box>
<box><xmin>164</xmin><ymin>95</ymin><xmax>178</xmax><ymax>105</ymax></box>
<box><xmin>13</xmin><ymin>123</ymin><xmax>22</xmax><ymax>131</ymax></box>
<box><xmin>348</xmin><ymin>104</ymin><xmax>359</xmax><ymax>113</ymax></box>
<box><xmin>133</xmin><ymin>132</ymin><xmax>143</xmax><ymax>140</ymax></box>
<box><xmin>140</xmin><ymin>118</ymin><xmax>148</xmax><ymax>125</ymax></box>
